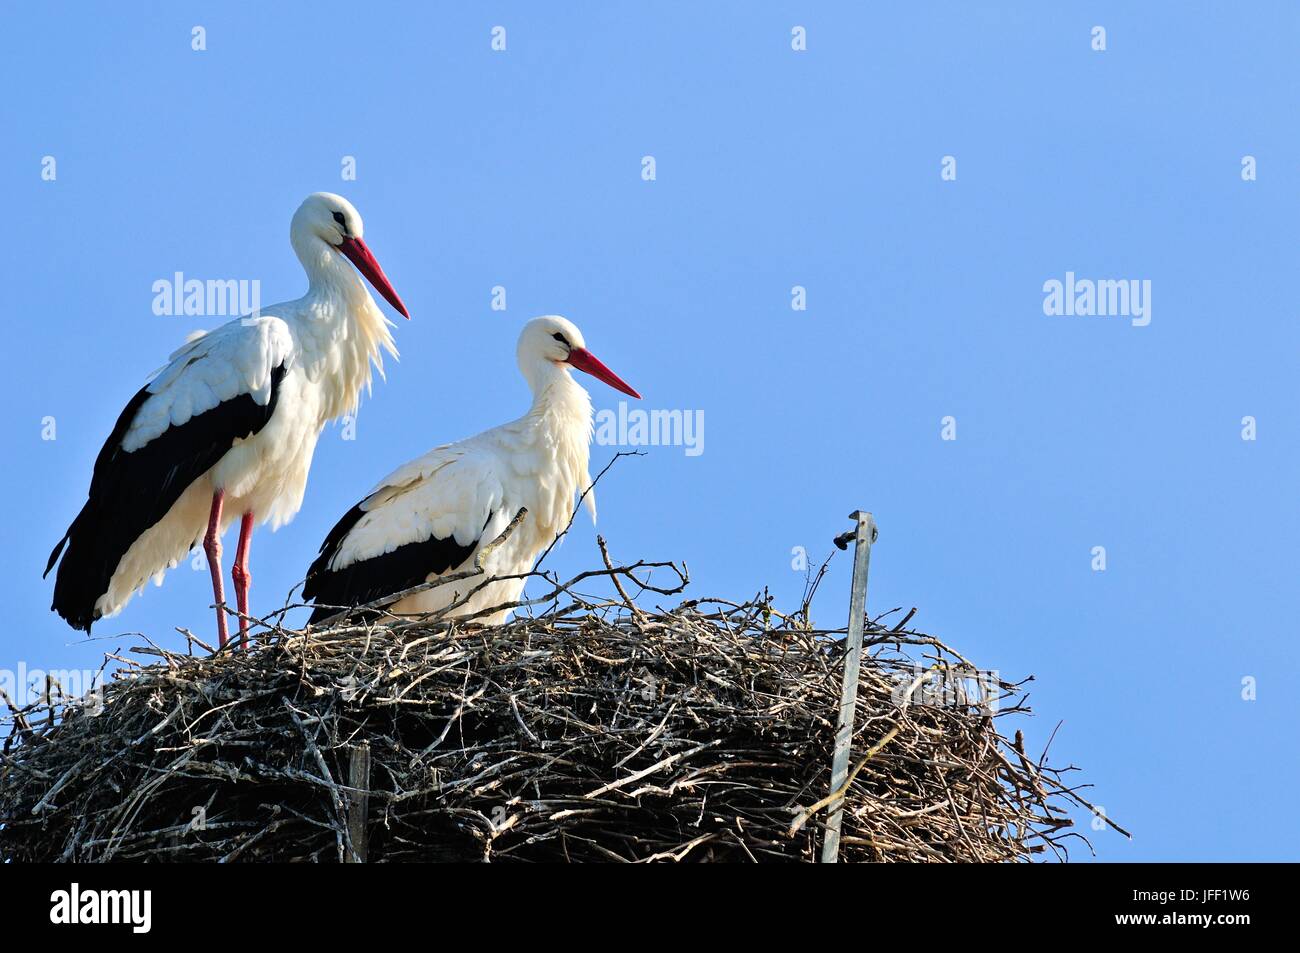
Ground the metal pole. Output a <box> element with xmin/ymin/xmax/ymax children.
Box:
<box><xmin>821</xmin><ymin>510</ymin><xmax>878</xmax><ymax>863</ymax></box>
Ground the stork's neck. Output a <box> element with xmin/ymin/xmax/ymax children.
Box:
<box><xmin>524</xmin><ymin>361</ymin><xmax>594</xmax><ymax>429</ymax></box>
<box><xmin>518</xmin><ymin>360</ymin><xmax>595</xmax><ymax>516</ymax></box>
<box><xmin>292</xmin><ymin>230</ymin><xmax>373</xmax><ymax>307</ymax></box>
<box><xmin>290</xmin><ymin>233</ymin><xmax>398</xmax><ymax>423</ymax></box>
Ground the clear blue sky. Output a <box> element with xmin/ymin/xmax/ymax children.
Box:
<box><xmin>2</xmin><ymin>2</ymin><xmax>1296</xmax><ymax>862</ymax></box>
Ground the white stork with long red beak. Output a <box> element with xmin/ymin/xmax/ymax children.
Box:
<box><xmin>46</xmin><ymin>193</ymin><xmax>410</xmax><ymax>648</ymax></box>
<box><xmin>302</xmin><ymin>315</ymin><xmax>639</xmax><ymax>626</ymax></box>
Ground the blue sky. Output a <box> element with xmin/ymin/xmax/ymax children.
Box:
<box><xmin>2</xmin><ymin>2</ymin><xmax>1297</xmax><ymax>861</ymax></box>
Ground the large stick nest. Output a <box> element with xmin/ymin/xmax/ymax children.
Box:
<box><xmin>0</xmin><ymin>553</ymin><xmax>1114</xmax><ymax>862</ymax></box>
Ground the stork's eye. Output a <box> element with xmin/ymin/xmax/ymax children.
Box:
<box><xmin>552</xmin><ymin>332</ymin><xmax>569</xmax><ymax>346</ymax></box>
<box><xmin>332</xmin><ymin>211</ymin><xmax>347</xmax><ymax>227</ymax></box>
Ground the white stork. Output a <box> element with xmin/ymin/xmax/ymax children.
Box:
<box><xmin>302</xmin><ymin>315</ymin><xmax>639</xmax><ymax>626</ymax></box>
<box><xmin>46</xmin><ymin>193</ymin><xmax>409</xmax><ymax>648</ymax></box>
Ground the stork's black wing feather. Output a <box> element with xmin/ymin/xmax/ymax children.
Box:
<box><xmin>47</xmin><ymin>365</ymin><xmax>287</xmax><ymax>632</ymax></box>
<box><xmin>302</xmin><ymin>504</ymin><xmax>482</xmax><ymax>626</ymax></box>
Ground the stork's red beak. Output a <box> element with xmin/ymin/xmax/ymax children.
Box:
<box><xmin>565</xmin><ymin>347</ymin><xmax>641</xmax><ymax>399</ymax></box>
<box><xmin>337</xmin><ymin>236</ymin><xmax>410</xmax><ymax>319</ymax></box>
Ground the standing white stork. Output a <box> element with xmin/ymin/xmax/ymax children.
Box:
<box><xmin>46</xmin><ymin>192</ymin><xmax>410</xmax><ymax>648</ymax></box>
<box><xmin>302</xmin><ymin>315</ymin><xmax>639</xmax><ymax>626</ymax></box>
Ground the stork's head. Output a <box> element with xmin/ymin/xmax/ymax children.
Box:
<box><xmin>518</xmin><ymin>316</ymin><xmax>641</xmax><ymax>399</ymax></box>
<box><xmin>292</xmin><ymin>192</ymin><xmax>410</xmax><ymax>318</ymax></box>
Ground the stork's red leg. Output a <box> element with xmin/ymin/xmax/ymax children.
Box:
<box><xmin>204</xmin><ymin>490</ymin><xmax>229</xmax><ymax>649</ymax></box>
<box><xmin>231</xmin><ymin>511</ymin><xmax>255</xmax><ymax>650</ymax></box>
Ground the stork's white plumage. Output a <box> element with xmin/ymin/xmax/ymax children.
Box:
<box><xmin>302</xmin><ymin>316</ymin><xmax>640</xmax><ymax>626</ymax></box>
<box><xmin>46</xmin><ymin>193</ymin><xmax>409</xmax><ymax>647</ymax></box>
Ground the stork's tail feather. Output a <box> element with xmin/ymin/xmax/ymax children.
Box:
<box><xmin>46</xmin><ymin>385</ymin><xmax>160</xmax><ymax>633</ymax></box>
<box><xmin>47</xmin><ymin>507</ymin><xmax>114</xmax><ymax>633</ymax></box>
<box><xmin>44</xmin><ymin>532</ymin><xmax>70</xmax><ymax>579</ymax></box>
